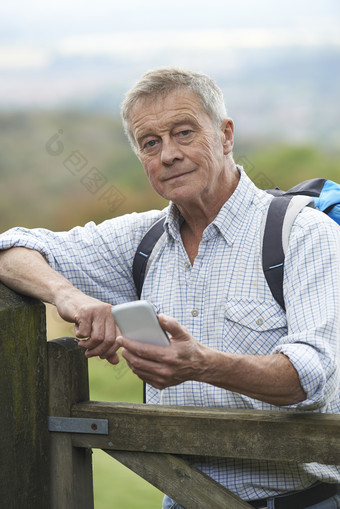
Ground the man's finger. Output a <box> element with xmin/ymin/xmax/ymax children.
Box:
<box><xmin>105</xmin><ymin>351</ymin><xmax>120</xmax><ymax>365</ymax></box>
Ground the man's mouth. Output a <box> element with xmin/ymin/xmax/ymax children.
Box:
<box><xmin>163</xmin><ymin>169</ymin><xmax>195</xmax><ymax>182</ymax></box>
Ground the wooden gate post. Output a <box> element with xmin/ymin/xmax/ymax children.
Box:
<box><xmin>0</xmin><ymin>283</ymin><xmax>49</xmax><ymax>508</ymax></box>
<box><xmin>48</xmin><ymin>337</ymin><xmax>94</xmax><ymax>509</ymax></box>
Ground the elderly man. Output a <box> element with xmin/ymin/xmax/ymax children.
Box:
<box><xmin>0</xmin><ymin>68</ymin><xmax>340</xmax><ymax>508</ymax></box>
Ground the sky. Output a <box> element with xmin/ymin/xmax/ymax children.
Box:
<box><xmin>0</xmin><ymin>0</ymin><xmax>339</xmax><ymax>118</ymax></box>
<box><xmin>0</xmin><ymin>0</ymin><xmax>339</xmax><ymax>71</ymax></box>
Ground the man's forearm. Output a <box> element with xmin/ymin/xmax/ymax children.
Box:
<box><xmin>0</xmin><ymin>247</ymin><xmax>75</xmax><ymax>304</ymax></box>
<box><xmin>199</xmin><ymin>346</ymin><xmax>306</xmax><ymax>406</ymax></box>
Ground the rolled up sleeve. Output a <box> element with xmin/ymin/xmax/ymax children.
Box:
<box><xmin>0</xmin><ymin>209</ymin><xmax>166</xmax><ymax>304</ymax></box>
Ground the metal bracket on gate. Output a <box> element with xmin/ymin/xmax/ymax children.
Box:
<box><xmin>48</xmin><ymin>416</ymin><xmax>108</xmax><ymax>435</ymax></box>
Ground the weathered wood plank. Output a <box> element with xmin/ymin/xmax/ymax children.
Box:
<box><xmin>106</xmin><ymin>450</ymin><xmax>252</xmax><ymax>508</ymax></box>
<box><xmin>48</xmin><ymin>337</ymin><xmax>94</xmax><ymax>509</ymax></box>
<box><xmin>0</xmin><ymin>283</ymin><xmax>49</xmax><ymax>508</ymax></box>
<box><xmin>71</xmin><ymin>401</ymin><xmax>340</xmax><ymax>465</ymax></box>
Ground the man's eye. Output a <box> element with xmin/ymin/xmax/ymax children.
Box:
<box><xmin>145</xmin><ymin>139</ymin><xmax>157</xmax><ymax>149</ymax></box>
<box><xmin>143</xmin><ymin>140</ymin><xmax>157</xmax><ymax>152</ymax></box>
<box><xmin>179</xmin><ymin>130</ymin><xmax>191</xmax><ymax>136</ymax></box>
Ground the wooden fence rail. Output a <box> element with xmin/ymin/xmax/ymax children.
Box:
<box><xmin>71</xmin><ymin>401</ymin><xmax>340</xmax><ymax>465</ymax></box>
<box><xmin>1</xmin><ymin>282</ymin><xmax>340</xmax><ymax>509</ymax></box>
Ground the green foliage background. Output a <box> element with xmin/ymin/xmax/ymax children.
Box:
<box><xmin>2</xmin><ymin>111</ymin><xmax>340</xmax><ymax>508</ymax></box>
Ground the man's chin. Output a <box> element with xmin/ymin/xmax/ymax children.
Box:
<box><xmin>164</xmin><ymin>186</ymin><xmax>200</xmax><ymax>206</ymax></box>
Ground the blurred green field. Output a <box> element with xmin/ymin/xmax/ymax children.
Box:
<box><xmin>92</xmin><ymin>449</ymin><xmax>163</xmax><ymax>509</ymax></box>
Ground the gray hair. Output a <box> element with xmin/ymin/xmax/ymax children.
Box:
<box><xmin>121</xmin><ymin>67</ymin><xmax>228</xmax><ymax>152</ymax></box>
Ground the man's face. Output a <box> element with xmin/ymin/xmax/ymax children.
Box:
<box><xmin>129</xmin><ymin>89</ymin><xmax>234</xmax><ymax>207</ymax></box>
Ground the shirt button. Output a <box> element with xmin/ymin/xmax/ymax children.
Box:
<box><xmin>191</xmin><ymin>309</ymin><xmax>199</xmax><ymax>317</ymax></box>
<box><xmin>184</xmin><ymin>261</ymin><xmax>190</xmax><ymax>269</ymax></box>
<box><xmin>256</xmin><ymin>318</ymin><xmax>264</xmax><ymax>326</ymax></box>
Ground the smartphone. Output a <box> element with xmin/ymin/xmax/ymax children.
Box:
<box><xmin>111</xmin><ymin>300</ymin><xmax>170</xmax><ymax>347</ymax></box>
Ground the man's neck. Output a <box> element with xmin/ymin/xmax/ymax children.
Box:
<box><xmin>178</xmin><ymin>162</ymin><xmax>240</xmax><ymax>264</ymax></box>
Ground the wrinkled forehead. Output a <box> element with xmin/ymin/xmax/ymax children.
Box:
<box><xmin>128</xmin><ymin>87</ymin><xmax>206</xmax><ymax>124</ymax></box>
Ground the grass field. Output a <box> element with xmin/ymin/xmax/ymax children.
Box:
<box><xmin>92</xmin><ymin>448</ymin><xmax>163</xmax><ymax>509</ymax></box>
<box><xmin>47</xmin><ymin>306</ymin><xmax>164</xmax><ymax>509</ymax></box>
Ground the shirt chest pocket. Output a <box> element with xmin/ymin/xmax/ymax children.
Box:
<box><xmin>223</xmin><ymin>298</ymin><xmax>287</xmax><ymax>355</ymax></box>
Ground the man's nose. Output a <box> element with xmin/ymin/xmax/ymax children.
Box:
<box><xmin>161</xmin><ymin>137</ymin><xmax>183</xmax><ymax>165</ymax></box>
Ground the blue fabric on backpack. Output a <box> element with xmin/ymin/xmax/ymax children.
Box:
<box><xmin>329</xmin><ymin>205</ymin><xmax>340</xmax><ymax>224</ymax></box>
<box><xmin>313</xmin><ymin>179</ymin><xmax>340</xmax><ymax>225</ymax></box>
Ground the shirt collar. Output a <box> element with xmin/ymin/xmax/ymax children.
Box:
<box><xmin>164</xmin><ymin>166</ymin><xmax>264</xmax><ymax>244</ymax></box>
<box><xmin>212</xmin><ymin>167</ymin><xmax>261</xmax><ymax>245</ymax></box>
<box><xmin>164</xmin><ymin>201</ymin><xmax>184</xmax><ymax>241</ymax></box>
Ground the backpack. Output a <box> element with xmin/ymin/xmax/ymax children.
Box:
<box><xmin>133</xmin><ymin>178</ymin><xmax>340</xmax><ymax>311</ymax></box>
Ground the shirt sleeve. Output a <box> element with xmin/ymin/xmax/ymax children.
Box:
<box><xmin>0</xmin><ymin>209</ymin><xmax>166</xmax><ymax>305</ymax></box>
<box><xmin>273</xmin><ymin>207</ymin><xmax>340</xmax><ymax>410</ymax></box>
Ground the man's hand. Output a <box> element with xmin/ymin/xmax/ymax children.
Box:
<box><xmin>116</xmin><ymin>314</ymin><xmax>206</xmax><ymax>388</ymax></box>
<box><xmin>55</xmin><ymin>290</ymin><xmax>120</xmax><ymax>365</ymax></box>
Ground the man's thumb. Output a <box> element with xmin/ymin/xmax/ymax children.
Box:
<box><xmin>158</xmin><ymin>314</ymin><xmax>189</xmax><ymax>341</ymax></box>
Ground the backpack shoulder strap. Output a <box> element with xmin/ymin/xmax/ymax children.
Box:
<box><xmin>133</xmin><ymin>216</ymin><xmax>166</xmax><ymax>299</ymax></box>
<box><xmin>262</xmin><ymin>194</ymin><xmax>314</xmax><ymax>311</ymax></box>
<box><xmin>262</xmin><ymin>196</ymin><xmax>291</xmax><ymax>311</ymax></box>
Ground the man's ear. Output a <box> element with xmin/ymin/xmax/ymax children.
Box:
<box><xmin>221</xmin><ymin>118</ymin><xmax>234</xmax><ymax>155</ymax></box>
